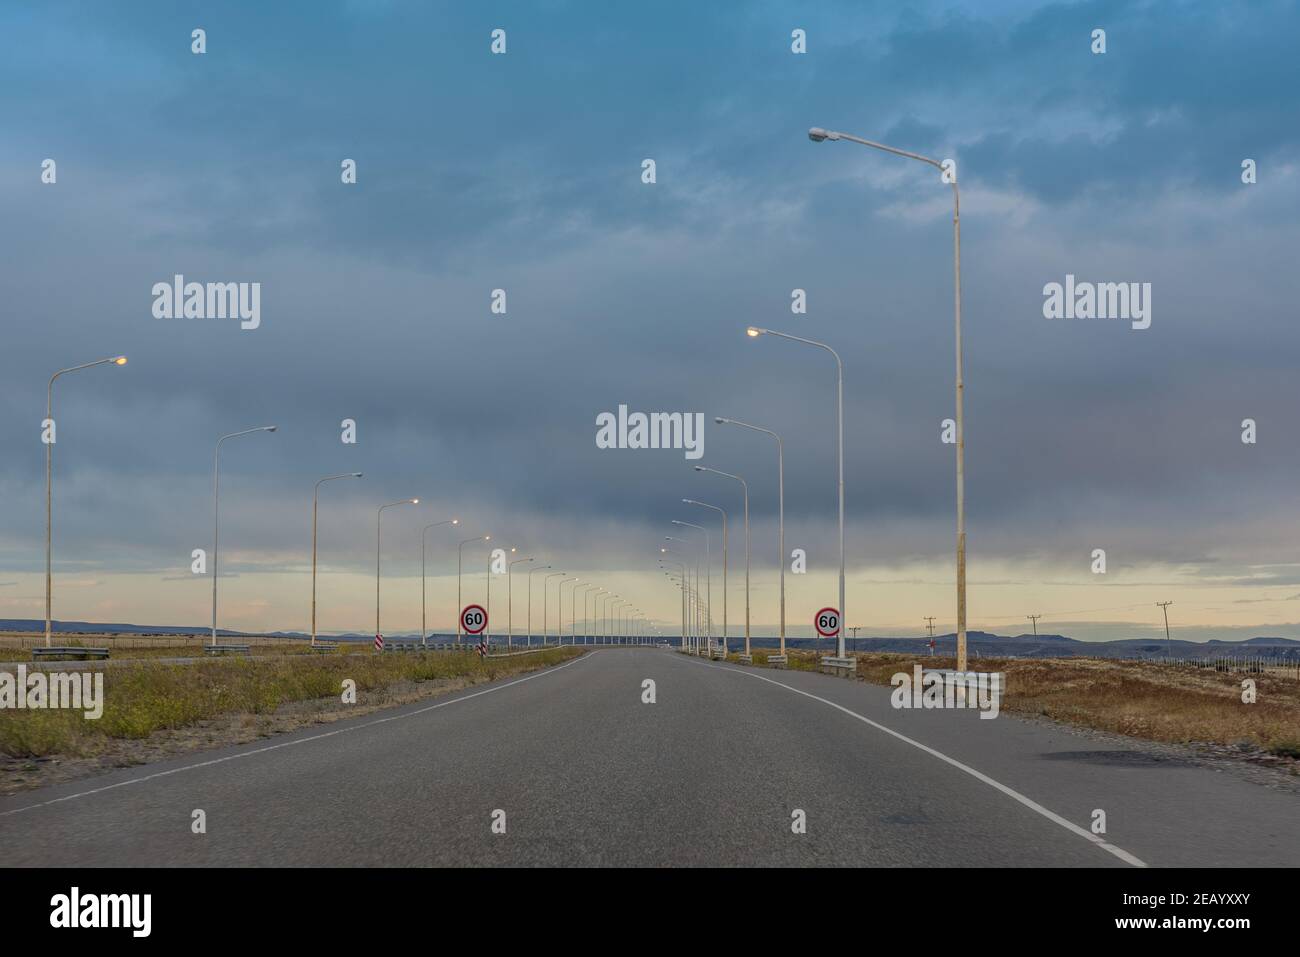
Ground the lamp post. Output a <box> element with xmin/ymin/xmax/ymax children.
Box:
<box><xmin>212</xmin><ymin>425</ymin><xmax>278</xmax><ymax>647</ymax></box>
<box><xmin>661</xmin><ymin>560</ymin><xmax>686</xmax><ymax>650</ymax></box>
<box><xmin>715</xmin><ymin>417</ymin><xmax>785</xmax><ymax>663</ymax></box>
<box><xmin>746</xmin><ymin>326</ymin><xmax>848</xmax><ymax>662</ymax></box>
<box><xmin>695</xmin><ymin>466</ymin><xmax>750</xmax><ymax>660</ymax></box>
<box><xmin>684</xmin><ymin>499</ymin><xmax>727</xmax><ymax>658</ymax></box>
<box><xmin>557</xmin><ymin>577</ymin><xmax>578</xmax><ymax>644</ymax></box>
<box><xmin>419</xmin><ymin>518</ymin><xmax>458</xmax><ymax>648</ymax></box>
<box><xmin>526</xmin><ymin>565</ymin><xmax>551</xmax><ymax>646</ymax></box>
<box><xmin>456</xmin><ymin>535</ymin><xmax>490</xmax><ymax>641</ymax></box>
<box><xmin>313</xmin><ymin>473</ymin><xmax>363</xmax><ymax>648</ymax></box>
<box><xmin>507</xmin><ymin>554</ymin><xmax>533</xmax><ymax>649</ymax></box>
<box><xmin>808</xmin><ymin>125</ymin><xmax>966</xmax><ymax>670</ymax></box>
<box><xmin>666</xmin><ymin>537</ymin><xmax>700</xmax><ymax>654</ymax></box>
<box><xmin>543</xmin><ymin>572</ymin><xmax>566</xmax><ymax>646</ymax></box>
<box><xmin>576</xmin><ymin>583</ymin><xmax>596</xmax><ymax>643</ymax></box>
<box><xmin>672</xmin><ymin>520</ymin><xmax>711</xmax><ymax>656</ymax></box>
<box><xmin>588</xmin><ymin>587</ymin><xmax>606</xmax><ymax>645</ymax></box>
<box><xmin>377</xmin><ymin>498</ymin><xmax>420</xmax><ymax>645</ymax></box>
<box><xmin>44</xmin><ymin>355</ymin><xmax>128</xmax><ymax>648</ymax></box>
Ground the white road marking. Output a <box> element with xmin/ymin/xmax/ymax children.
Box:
<box><xmin>673</xmin><ymin>654</ymin><xmax>1148</xmax><ymax>868</ymax></box>
<box><xmin>0</xmin><ymin>651</ymin><xmax>593</xmax><ymax>819</ymax></box>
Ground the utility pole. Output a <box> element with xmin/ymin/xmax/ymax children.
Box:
<box><xmin>848</xmin><ymin>625</ymin><xmax>861</xmax><ymax>652</ymax></box>
<box><xmin>924</xmin><ymin>616</ymin><xmax>936</xmax><ymax>657</ymax></box>
<box><xmin>1157</xmin><ymin>601</ymin><xmax>1173</xmax><ymax>658</ymax></box>
<box><xmin>1027</xmin><ymin>613</ymin><xmax>1041</xmax><ymax>636</ymax></box>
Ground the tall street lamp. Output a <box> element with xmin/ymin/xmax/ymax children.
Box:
<box><xmin>714</xmin><ymin>417</ymin><xmax>785</xmax><ymax>664</ymax></box>
<box><xmin>695</xmin><ymin>466</ymin><xmax>750</xmax><ymax>660</ymax></box>
<box><xmin>808</xmin><ymin>125</ymin><xmax>967</xmax><ymax>670</ymax></box>
<box><xmin>212</xmin><ymin>425</ymin><xmax>278</xmax><ymax>647</ymax></box>
<box><xmin>558</xmin><ymin>577</ymin><xmax>578</xmax><ymax>643</ymax></box>
<box><xmin>575</xmin><ymin>583</ymin><xmax>596</xmax><ymax>643</ymax></box>
<box><xmin>526</xmin><ymin>564</ymin><xmax>551</xmax><ymax>646</ymax></box>
<box><xmin>507</xmin><ymin>554</ymin><xmax>533</xmax><ymax>649</ymax></box>
<box><xmin>456</xmin><ymin>534</ymin><xmax>490</xmax><ymax>641</ymax></box>
<box><xmin>543</xmin><ymin>572</ymin><xmax>566</xmax><ymax>645</ymax></box>
<box><xmin>377</xmin><ymin>498</ymin><xmax>420</xmax><ymax>645</ymax></box>
<box><xmin>313</xmin><ymin>472</ymin><xmax>363</xmax><ymax>648</ymax></box>
<box><xmin>746</xmin><ymin>326</ymin><xmax>848</xmax><ymax>664</ymax></box>
<box><xmin>44</xmin><ymin>355</ymin><xmax>127</xmax><ymax>647</ymax></box>
<box><xmin>672</xmin><ymin>520</ymin><xmax>711</xmax><ymax>655</ymax></box>
<box><xmin>421</xmin><ymin>518</ymin><xmax>459</xmax><ymax>647</ymax></box>
<box><xmin>665</xmin><ymin>538</ymin><xmax>700</xmax><ymax>653</ymax></box>
<box><xmin>684</xmin><ymin>498</ymin><xmax>727</xmax><ymax>657</ymax></box>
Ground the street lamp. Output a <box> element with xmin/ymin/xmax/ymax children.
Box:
<box><xmin>543</xmin><ymin>572</ymin><xmax>566</xmax><ymax>645</ymax></box>
<box><xmin>507</xmin><ymin>554</ymin><xmax>533</xmax><ymax>649</ymax></box>
<box><xmin>558</xmin><ymin>578</ymin><xmax>578</xmax><ymax>643</ymax></box>
<box><xmin>421</xmin><ymin>518</ymin><xmax>459</xmax><ymax>647</ymax></box>
<box><xmin>44</xmin><ymin>355</ymin><xmax>128</xmax><ymax>647</ymax></box>
<box><xmin>575</xmin><ymin>583</ymin><xmax>596</xmax><ymax>643</ymax></box>
<box><xmin>672</xmin><ymin>520</ymin><xmax>711</xmax><ymax>655</ymax></box>
<box><xmin>312</xmin><ymin>472</ymin><xmax>363</xmax><ymax>648</ymax></box>
<box><xmin>808</xmin><ymin>125</ymin><xmax>967</xmax><ymax>670</ymax></box>
<box><xmin>661</xmin><ymin>558</ymin><xmax>687</xmax><ymax>650</ymax></box>
<box><xmin>456</xmin><ymin>534</ymin><xmax>490</xmax><ymax>641</ymax></box>
<box><xmin>714</xmin><ymin>417</ymin><xmax>786</xmax><ymax>662</ymax></box>
<box><xmin>212</xmin><ymin>425</ymin><xmax>277</xmax><ymax>647</ymax></box>
<box><xmin>684</xmin><ymin>498</ymin><xmax>727</xmax><ymax>657</ymax></box>
<box><xmin>746</xmin><ymin>326</ymin><xmax>847</xmax><ymax>661</ymax></box>
<box><xmin>377</xmin><ymin>498</ymin><xmax>419</xmax><ymax>645</ymax></box>
<box><xmin>526</xmin><ymin>564</ymin><xmax>551</xmax><ymax>646</ymax></box>
<box><xmin>665</xmin><ymin>537</ymin><xmax>700</xmax><ymax>653</ymax></box>
<box><xmin>588</xmin><ymin>587</ymin><xmax>606</xmax><ymax>645</ymax></box>
<box><xmin>695</xmin><ymin>465</ymin><xmax>750</xmax><ymax>659</ymax></box>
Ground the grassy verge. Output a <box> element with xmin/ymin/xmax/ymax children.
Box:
<box><xmin>0</xmin><ymin>646</ymin><xmax>582</xmax><ymax>759</ymax></box>
<box><xmin>778</xmin><ymin>650</ymin><xmax>1299</xmax><ymax>760</ymax></box>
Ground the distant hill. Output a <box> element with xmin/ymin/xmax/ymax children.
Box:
<box><xmin>3</xmin><ymin>619</ymin><xmax>1298</xmax><ymax>660</ymax></box>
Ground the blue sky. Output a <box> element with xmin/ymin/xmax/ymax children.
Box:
<box><xmin>2</xmin><ymin>0</ymin><xmax>1299</xmax><ymax>640</ymax></box>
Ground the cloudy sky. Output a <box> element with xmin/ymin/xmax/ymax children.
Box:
<box><xmin>2</xmin><ymin>0</ymin><xmax>1299</xmax><ymax>641</ymax></box>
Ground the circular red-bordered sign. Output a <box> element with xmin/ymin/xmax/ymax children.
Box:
<box><xmin>814</xmin><ymin>607</ymin><xmax>841</xmax><ymax>637</ymax></box>
<box><xmin>461</xmin><ymin>604</ymin><xmax>488</xmax><ymax>635</ymax></box>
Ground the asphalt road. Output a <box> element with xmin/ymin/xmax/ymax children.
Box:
<box><xmin>2</xmin><ymin>648</ymin><xmax>1296</xmax><ymax>866</ymax></box>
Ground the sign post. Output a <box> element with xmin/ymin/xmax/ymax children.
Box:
<box><xmin>815</xmin><ymin>606</ymin><xmax>856</xmax><ymax>679</ymax></box>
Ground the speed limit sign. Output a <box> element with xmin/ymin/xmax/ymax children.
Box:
<box><xmin>461</xmin><ymin>604</ymin><xmax>487</xmax><ymax>635</ymax></box>
<box><xmin>814</xmin><ymin>607</ymin><xmax>841</xmax><ymax>637</ymax></box>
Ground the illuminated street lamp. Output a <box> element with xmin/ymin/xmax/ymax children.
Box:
<box><xmin>808</xmin><ymin>125</ymin><xmax>967</xmax><ymax>669</ymax></box>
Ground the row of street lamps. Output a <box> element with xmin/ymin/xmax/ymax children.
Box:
<box><xmin>664</xmin><ymin>126</ymin><xmax>967</xmax><ymax>669</ymax></box>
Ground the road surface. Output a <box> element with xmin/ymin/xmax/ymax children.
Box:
<box><xmin>2</xmin><ymin>649</ymin><xmax>1295</xmax><ymax>866</ymax></box>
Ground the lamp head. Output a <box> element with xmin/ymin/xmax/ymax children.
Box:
<box><xmin>693</xmin><ymin>465</ymin><xmax>704</xmax><ymax>472</ymax></box>
<box><xmin>452</xmin><ymin>518</ymin><xmax>459</xmax><ymax>524</ymax></box>
<box><xmin>808</xmin><ymin>127</ymin><xmax>839</xmax><ymax>142</ymax></box>
<box><xmin>264</xmin><ymin>426</ymin><xmax>278</xmax><ymax>433</ymax></box>
<box><xmin>746</xmin><ymin>326</ymin><xmax>763</xmax><ymax>337</ymax></box>
<box><xmin>352</xmin><ymin>472</ymin><xmax>363</xmax><ymax>478</ymax></box>
<box><xmin>714</xmin><ymin>417</ymin><xmax>728</xmax><ymax>425</ymax></box>
<box><xmin>112</xmin><ymin>356</ymin><xmax>128</xmax><ymax>365</ymax></box>
<box><xmin>411</xmin><ymin>498</ymin><xmax>419</xmax><ymax>504</ymax></box>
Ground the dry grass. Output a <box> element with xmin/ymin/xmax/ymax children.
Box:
<box><xmin>0</xmin><ymin>646</ymin><xmax>582</xmax><ymax>758</ymax></box>
<box><xmin>781</xmin><ymin>651</ymin><xmax>1300</xmax><ymax>758</ymax></box>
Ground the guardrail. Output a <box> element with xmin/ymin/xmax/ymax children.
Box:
<box><xmin>31</xmin><ymin>646</ymin><xmax>110</xmax><ymax>661</ymax></box>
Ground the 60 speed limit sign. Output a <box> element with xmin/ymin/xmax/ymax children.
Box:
<box><xmin>461</xmin><ymin>604</ymin><xmax>487</xmax><ymax>635</ymax></box>
<box><xmin>814</xmin><ymin>607</ymin><xmax>841</xmax><ymax>637</ymax></box>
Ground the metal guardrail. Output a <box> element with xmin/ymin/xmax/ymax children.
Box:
<box><xmin>204</xmin><ymin>644</ymin><xmax>251</xmax><ymax>655</ymax></box>
<box><xmin>31</xmin><ymin>646</ymin><xmax>110</xmax><ymax>660</ymax></box>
